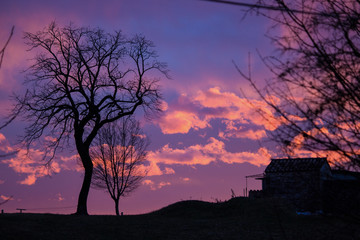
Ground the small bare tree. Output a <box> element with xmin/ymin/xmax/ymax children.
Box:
<box><xmin>91</xmin><ymin>117</ymin><xmax>148</xmax><ymax>216</ymax></box>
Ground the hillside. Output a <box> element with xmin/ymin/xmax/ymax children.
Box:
<box><xmin>1</xmin><ymin>197</ymin><xmax>360</xmax><ymax>240</ymax></box>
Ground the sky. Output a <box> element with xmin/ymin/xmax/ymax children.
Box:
<box><xmin>0</xmin><ymin>0</ymin><xmax>284</xmax><ymax>215</ymax></box>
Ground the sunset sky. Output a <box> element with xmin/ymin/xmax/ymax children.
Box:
<box><xmin>0</xmin><ymin>0</ymin><xmax>284</xmax><ymax>215</ymax></box>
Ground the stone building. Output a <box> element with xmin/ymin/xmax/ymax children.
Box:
<box><xmin>250</xmin><ymin>157</ymin><xmax>360</xmax><ymax>213</ymax></box>
<box><xmin>261</xmin><ymin>158</ymin><xmax>331</xmax><ymax>211</ymax></box>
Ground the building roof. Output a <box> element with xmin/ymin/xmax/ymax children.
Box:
<box><xmin>265</xmin><ymin>158</ymin><xmax>328</xmax><ymax>173</ymax></box>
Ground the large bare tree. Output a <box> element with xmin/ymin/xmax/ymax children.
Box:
<box><xmin>2</xmin><ymin>22</ymin><xmax>168</xmax><ymax>215</ymax></box>
<box><xmin>234</xmin><ymin>0</ymin><xmax>360</xmax><ymax>168</ymax></box>
<box><xmin>204</xmin><ymin>0</ymin><xmax>360</xmax><ymax>168</ymax></box>
<box><xmin>91</xmin><ymin>117</ymin><xmax>148</xmax><ymax>216</ymax></box>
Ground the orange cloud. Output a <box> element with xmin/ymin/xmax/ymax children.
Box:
<box><xmin>219</xmin><ymin>120</ymin><xmax>267</xmax><ymax>140</ymax></box>
<box><xmin>156</xmin><ymin>87</ymin><xmax>281</xmax><ymax>136</ymax></box>
<box><xmin>0</xmin><ymin>195</ymin><xmax>12</xmax><ymax>201</ymax></box>
<box><xmin>56</xmin><ymin>193</ymin><xmax>65</xmax><ymax>202</ymax></box>
<box><xmin>0</xmin><ymin>133</ymin><xmax>82</xmax><ymax>185</ymax></box>
<box><xmin>142</xmin><ymin>179</ymin><xmax>171</xmax><ymax>190</ymax></box>
<box><xmin>0</xmin><ymin>133</ymin><xmax>6</xmax><ymax>143</ymax></box>
<box><xmin>181</xmin><ymin>177</ymin><xmax>190</xmax><ymax>182</ymax></box>
<box><xmin>2</xmin><ymin>148</ymin><xmax>61</xmax><ymax>185</ymax></box>
<box><xmin>280</xmin><ymin>127</ymin><xmax>353</xmax><ymax>166</ymax></box>
<box><xmin>158</xmin><ymin>111</ymin><xmax>209</xmax><ymax>134</ymax></box>
<box><xmin>147</xmin><ymin>137</ymin><xmax>271</xmax><ymax>168</ymax></box>
<box><xmin>19</xmin><ymin>174</ymin><xmax>37</xmax><ymax>185</ymax></box>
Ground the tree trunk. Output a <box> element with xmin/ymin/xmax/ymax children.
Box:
<box><xmin>115</xmin><ymin>198</ymin><xmax>120</xmax><ymax>216</ymax></box>
<box><xmin>75</xmin><ymin>145</ymin><xmax>93</xmax><ymax>215</ymax></box>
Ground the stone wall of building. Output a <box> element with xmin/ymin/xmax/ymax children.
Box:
<box><xmin>263</xmin><ymin>171</ymin><xmax>323</xmax><ymax>211</ymax></box>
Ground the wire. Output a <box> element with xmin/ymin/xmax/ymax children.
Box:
<box><xmin>20</xmin><ymin>206</ymin><xmax>76</xmax><ymax>211</ymax></box>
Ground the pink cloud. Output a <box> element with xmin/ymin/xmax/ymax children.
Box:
<box><xmin>219</xmin><ymin>121</ymin><xmax>267</xmax><ymax>140</ymax></box>
<box><xmin>278</xmin><ymin>127</ymin><xmax>349</xmax><ymax>166</ymax></box>
<box><xmin>0</xmin><ymin>133</ymin><xmax>6</xmax><ymax>143</ymax></box>
<box><xmin>0</xmin><ymin>133</ymin><xmax>81</xmax><ymax>185</ymax></box>
<box><xmin>142</xmin><ymin>179</ymin><xmax>171</xmax><ymax>191</ymax></box>
<box><xmin>147</xmin><ymin>137</ymin><xmax>271</xmax><ymax>168</ymax></box>
<box><xmin>156</xmin><ymin>87</ymin><xmax>281</xmax><ymax>136</ymax></box>
<box><xmin>59</xmin><ymin>154</ymin><xmax>83</xmax><ymax>172</ymax></box>
<box><xmin>0</xmin><ymin>195</ymin><xmax>12</xmax><ymax>201</ymax></box>
<box><xmin>164</xmin><ymin>167</ymin><xmax>175</xmax><ymax>175</ymax></box>
<box><xmin>18</xmin><ymin>174</ymin><xmax>37</xmax><ymax>185</ymax></box>
<box><xmin>2</xmin><ymin>148</ymin><xmax>61</xmax><ymax>185</ymax></box>
<box><xmin>158</xmin><ymin>181</ymin><xmax>171</xmax><ymax>189</ymax></box>
<box><xmin>56</xmin><ymin>193</ymin><xmax>65</xmax><ymax>202</ymax></box>
<box><xmin>181</xmin><ymin>177</ymin><xmax>190</xmax><ymax>182</ymax></box>
<box><xmin>158</xmin><ymin>110</ymin><xmax>209</xmax><ymax>134</ymax></box>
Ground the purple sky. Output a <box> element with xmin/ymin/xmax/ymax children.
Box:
<box><xmin>0</xmin><ymin>0</ymin><xmax>282</xmax><ymax>215</ymax></box>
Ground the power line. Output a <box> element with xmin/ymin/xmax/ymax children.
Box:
<box><xmin>27</xmin><ymin>206</ymin><xmax>76</xmax><ymax>210</ymax></box>
<box><xmin>16</xmin><ymin>205</ymin><xmax>76</xmax><ymax>212</ymax></box>
<box><xmin>201</xmin><ymin>0</ymin><xmax>335</xmax><ymax>16</ymax></box>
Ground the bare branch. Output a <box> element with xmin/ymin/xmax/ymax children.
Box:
<box><xmin>0</xmin><ymin>26</ymin><xmax>14</xmax><ymax>69</ymax></box>
<box><xmin>236</xmin><ymin>0</ymin><xmax>360</xmax><ymax>169</ymax></box>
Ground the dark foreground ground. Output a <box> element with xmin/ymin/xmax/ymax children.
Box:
<box><xmin>1</xmin><ymin>197</ymin><xmax>360</xmax><ymax>240</ymax></box>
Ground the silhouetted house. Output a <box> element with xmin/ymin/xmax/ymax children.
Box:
<box><xmin>261</xmin><ymin>158</ymin><xmax>332</xmax><ymax>211</ymax></box>
<box><xmin>250</xmin><ymin>157</ymin><xmax>360</xmax><ymax>213</ymax></box>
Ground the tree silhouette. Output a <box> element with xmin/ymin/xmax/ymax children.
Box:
<box><xmin>228</xmin><ymin>0</ymin><xmax>360</xmax><ymax>169</ymax></box>
<box><xmin>91</xmin><ymin>117</ymin><xmax>148</xmax><ymax>216</ymax></box>
<box><xmin>1</xmin><ymin>22</ymin><xmax>168</xmax><ymax>215</ymax></box>
<box><xmin>0</xmin><ymin>26</ymin><xmax>14</xmax><ymax>69</ymax></box>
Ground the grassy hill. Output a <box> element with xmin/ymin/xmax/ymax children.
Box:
<box><xmin>1</xmin><ymin>197</ymin><xmax>360</xmax><ymax>240</ymax></box>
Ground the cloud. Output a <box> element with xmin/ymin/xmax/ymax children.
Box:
<box><xmin>19</xmin><ymin>174</ymin><xmax>37</xmax><ymax>185</ymax></box>
<box><xmin>0</xmin><ymin>195</ymin><xmax>12</xmax><ymax>201</ymax></box>
<box><xmin>59</xmin><ymin>154</ymin><xmax>83</xmax><ymax>172</ymax></box>
<box><xmin>0</xmin><ymin>133</ymin><xmax>6</xmax><ymax>143</ymax></box>
<box><xmin>181</xmin><ymin>177</ymin><xmax>190</xmax><ymax>182</ymax></box>
<box><xmin>158</xmin><ymin>181</ymin><xmax>171</xmax><ymax>189</ymax></box>
<box><xmin>147</xmin><ymin>137</ymin><xmax>271</xmax><ymax>168</ymax></box>
<box><xmin>164</xmin><ymin>167</ymin><xmax>175</xmax><ymax>175</ymax></box>
<box><xmin>0</xmin><ymin>131</ymin><xmax>175</xmax><ymax>184</ymax></box>
<box><xmin>156</xmin><ymin>87</ymin><xmax>280</xmax><ymax>136</ymax></box>
<box><xmin>56</xmin><ymin>193</ymin><xmax>64</xmax><ymax>202</ymax></box>
<box><xmin>142</xmin><ymin>179</ymin><xmax>171</xmax><ymax>190</ymax></box>
<box><xmin>0</xmin><ymin>133</ymin><xmax>81</xmax><ymax>185</ymax></box>
<box><xmin>2</xmin><ymin>147</ymin><xmax>61</xmax><ymax>185</ymax></box>
<box><xmin>219</xmin><ymin>120</ymin><xmax>267</xmax><ymax>140</ymax></box>
<box><xmin>278</xmin><ymin>127</ymin><xmax>349</xmax><ymax>166</ymax></box>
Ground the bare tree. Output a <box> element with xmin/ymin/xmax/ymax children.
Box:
<box><xmin>223</xmin><ymin>0</ymin><xmax>360</xmax><ymax>169</ymax></box>
<box><xmin>0</xmin><ymin>26</ymin><xmax>14</xmax><ymax>69</ymax></box>
<box><xmin>1</xmin><ymin>22</ymin><xmax>168</xmax><ymax>215</ymax></box>
<box><xmin>91</xmin><ymin>117</ymin><xmax>148</xmax><ymax>216</ymax></box>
